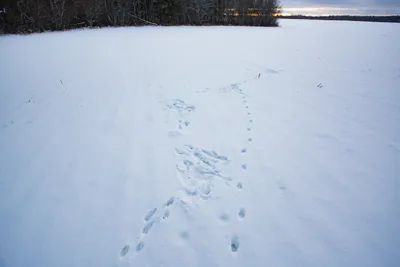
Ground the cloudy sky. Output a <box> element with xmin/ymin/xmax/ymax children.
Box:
<box><xmin>281</xmin><ymin>0</ymin><xmax>400</xmax><ymax>15</ymax></box>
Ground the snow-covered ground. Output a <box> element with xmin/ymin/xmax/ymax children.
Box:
<box><xmin>0</xmin><ymin>20</ymin><xmax>399</xmax><ymax>267</ymax></box>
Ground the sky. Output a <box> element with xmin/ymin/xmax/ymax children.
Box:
<box><xmin>281</xmin><ymin>0</ymin><xmax>400</xmax><ymax>15</ymax></box>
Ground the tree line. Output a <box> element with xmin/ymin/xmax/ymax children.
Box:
<box><xmin>0</xmin><ymin>0</ymin><xmax>281</xmax><ymax>34</ymax></box>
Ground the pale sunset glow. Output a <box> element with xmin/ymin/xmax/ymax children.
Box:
<box><xmin>281</xmin><ymin>0</ymin><xmax>400</xmax><ymax>16</ymax></box>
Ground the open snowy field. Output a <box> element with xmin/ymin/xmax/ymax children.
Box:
<box><xmin>0</xmin><ymin>19</ymin><xmax>399</xmax><ymax>267</ymax></box>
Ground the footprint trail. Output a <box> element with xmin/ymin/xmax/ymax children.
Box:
<box><xmin>119</xmin><ymin>75</ymin><xmax>263</xmax><ymax>259</ymax></box>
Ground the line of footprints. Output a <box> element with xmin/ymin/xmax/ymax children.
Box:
<box><xmin>119</xmin><ymin>86</ymin><xmax>254</xmax><ymax>259</ymax></box>
<box><xmin>119</xmin><ymin>99</ymin><xmax>196</xmax><ymax>259</ymax></box>
<box><xmin>229</xmin><ymin>85</ymin><xmax>253</xmax><ymax>253</ymax></box>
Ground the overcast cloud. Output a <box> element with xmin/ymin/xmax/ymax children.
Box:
<box><xmin>281</xmin><ymin>0</ymin><xmax>400</xmax><ymax>15</ymax></box>
<box><xmin>282</xmin><ymin>0</ymin><xmax>400</xmax><ymax>6</ymax></box>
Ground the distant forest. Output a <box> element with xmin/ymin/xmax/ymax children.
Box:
<box><xmin>278</xmin><ymin>15</ymin><xmax>400</xmax><ymax>23</ymax></box>
<box><xmin>0</xmin><ymin>0</ymin><xmax>281</xmax><ymax>34</ymax></box>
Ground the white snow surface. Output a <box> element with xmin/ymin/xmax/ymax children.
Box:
<box><xmin>0</xmin><ymin>20</ymin><xmax>399</xmax><ymax>267</ymax></box>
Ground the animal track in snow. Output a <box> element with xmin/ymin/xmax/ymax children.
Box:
<box><xmin>178</xmin><ymin>119</ymin><xmax>190</xmax><ymax>129</ymax></box>
<box><xmin>248</xmin><ymin>138</ymin><xmax>252</xmax><ymax>142</ymax></box>
<box><xmin>142</xmin><ymin>220</ymin><xmax>155</xmax><ymax>234</ymax></box>
<box><xmin>120</xmin><ymin>245</ymin><xmax>130</xmax><ymax>256</ymax></box>
<box><xmin>175</xmin><ymin>144</ymin><xmax>231</xmax><ymax>200</ymax></box>
<box><xmin>241</xmin><ymin>164</ymin><xmax>247</xmax><ymax>170</ymax></box>
<box><xmin>219</xmin><ymin>82</ymin><xmax>248</xmax><ymax>94</ymax></box>
<box><xmin>175</xmin><ymin>147</ymin><xmax>189</xmax><ymax>155</ymax></box>
<box><xmin>165</xmin><ymin>99</ymin><xmax>195</xmax><ymax>114</ymax></box>
<box><xmin>136</xmin><ymin>242</ymin><xmax>144</xmax><ymax>252</ymax></box>
<box><xmin>241</xmin><ymin>148</ymin><xmax>247</xmax><ymax>153</ymax></box>
<box><xmin>163</xmin><ymin>209</ymin><xmax>170</xmax><ymax>220</ymax></box>
<box><xmin>183</xmin><ymin>159</ymin><xmax>194</xmax><ymax>167</ymax></box>
<box><xmin>123</xmin><ymin>196</ymin><xmax>178</xmax><ymax>256</ymax></box>
<box><xmin>219</xmin><ymin>213</ymin><xmax>230</xmax><ymax>222</ymax></box>
<box><xmin>120</xmin><ymin>241</ymin><xmax>144</xmax><ymax>257</ymax></box>
<box><xmin>231</xmin><ymin>235</ymin><xmax>240</xmax><ymax>252</ymax></box>
<box><xmin>237</xmin><ymin>182</ymin><xmax>243</xmax><ymax>190</ymax></box>
<box><xmin>247</xmin><ymin>128</ymin><xmax>251</xmax><ymax>131</ymax></box>
<box><xmin>201</xmin><ymin>149</ymin><xmax>228</xmax><ymax>161</ymax></box>
<box><xmin>277</xmin><ymin>180</ymin><xmax>287</xmax><ymax>191</ymax></box>
<box><xmin>231</xmin><ymin>84</ymin><xmax>239</xmax><ymax>90</ymax></box>
<box><xmin>165</xmin><ymin>196</ymin><xmax>175</xmax><ymax>206</ymax></box>
<box><xmin>144</xmin><ymin>208</ymin><xmax>157</xmax><ymax>221</ymax></box>
<box><xmin>238</xmin><ymin>208</ymin><xmax>246</xmax><ymax>219</ymax></box>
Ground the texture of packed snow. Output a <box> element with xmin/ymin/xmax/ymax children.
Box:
<box><xmin>0</xmin><ymin>20</ymin><xmax>399</xmax><ymax>267</ymax></box>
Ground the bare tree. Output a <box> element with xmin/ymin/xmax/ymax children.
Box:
<box><xmin>79</xmin><ymin>0</ymin><xmax>104</xmax><ymax>26</ymax></box>
<box><xmin>49</xmin><ymin>0</ymin><xmax>66</xmax><ymax>29</ymax></box>
<box><xmin>104</xmin><ymin>0</ymin><xmax>131</xmax><ymax>26</ymax></box>
<box><xmin>1</xmin><ymin>0</ymin><xmax>281</xmax><ymax>34</ymax></box>
<box><xmin>16</xmin><ymin>0</ymin><xmax>50</xmax><ymax>32</ymax></box>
